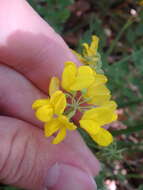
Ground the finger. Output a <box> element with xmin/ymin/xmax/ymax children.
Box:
<box><xmin>0</xmin><ymin>0</ymin><xmax>80</xmax><ymax>92</ymax></box>
<box><xmin>0</xmin><ymin>63</ymin><xmax>44</xmax><ymax>126</ymax></box>
<box><xmin>0</xmin><ymin>0</ymin><xmax>84</xmax><ymax>126</ymax></box>
<box><xmin>0</xmin><ymin>64</ymin><xmax>100</xmax><ymax>176</ymax></box>
<box><xmin>0</xmin><ymin>116</ymin><xmax>97</xmax><ymax>190</ymax></box>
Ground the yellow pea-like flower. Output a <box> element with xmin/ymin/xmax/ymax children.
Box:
<box><xmin>44</xmin><ymin>115</ymin><xmax>77</xmax><ymax>144</ymax></box>
<box><xmin>32</xmin><ymin>88</ymin><xmax>77</xmax><ymax>144</ymax></box>
<box><xmin>50</xmin><ymin>90</ymin><xmax>66</xmax><ymax>115</ymax></box>
<box><xmin>83</xmin><ymin>71</ymin><xmax>111</xmax><ymax>106</ymax></box>
<box><xmin>83</xmin><ymin>35</ymin><xmax>99</xmax><ymax>57</ymax></box>
<box><xmin>81</xmin><ymin>103</ymin><xmax>117</xmax><ymax>126</ymax></box>
<box><xmin>61</xmin><ymin>61</ymin><xmax>95</xmax><ymax>92</ymax></box>
<box><xmin>32</xmin><ymin>90</ymin><xmax>67</xmax><ymax>122</ymax></box>
<box><xmin>85</xmin><ymin>84</ymin><xmax>111</xmax><ymax>106</ymax></box>
<box><xmin>32</xmin><ymin>99</ymin><xmax>50</xmax><ymax>110</ymax></box>
<box><xmin>73</xmin><ymin>35</ymin><xmax>99</xmax><ymax>65</ymax></box>
<box><xmin>35</xmin><ymin>104</ymin><xmax>54</xmax><ymax>122</ymax></box>
<box><xmin>79</xmin><ymin>101</ymin><xmax>117</xmax><ymax>146</ymax></box>
<box><xmin>79</xmin><ymin>120</ymin><xmax>100</xmax><ymax>135</ymax></box>
<box><xmin>90</xmin><ymin>128</ymin><xmax>113</xmax><ymax>147</ymax></box>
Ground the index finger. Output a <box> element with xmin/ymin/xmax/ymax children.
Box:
<box><xmin>0</xmin><ymin>0</ymin><xmax>80</xmax><ymax>92</ymax></box>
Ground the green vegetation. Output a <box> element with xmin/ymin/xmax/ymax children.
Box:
<box><xmin>2</xmin><ymin>0</ymin><xmax>143</xmax><ymax>189</ymax></box>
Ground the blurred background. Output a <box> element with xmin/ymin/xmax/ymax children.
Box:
<box><xmin>1</xmin><ymin>0</ymin><xmax>143</xmax><ymax>189</ymax></box>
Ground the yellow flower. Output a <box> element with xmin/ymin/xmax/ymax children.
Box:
<box><xmin>79</xmin><ymin>101</ymin><xmax>117</xmax><ymax>146</ymax></box>
<box><xmin>32</xmin><ymin>90</ymin><xmax>66</xmax><ymax>122</ymax></box>
<box><xmin>44</xmin><ymin>115</ymin><xmax>76</xmax><ymax>144</ymax></box>
<box><xmin>81</xmin><ymin>101</ymin><xmax>117</xmax><ymax>126</ymax></box>
<box><xmin>32</xmin><ymin>89</ymin><xmax>77</xmax><ymax>144</ymax></box>
<box><xmin>32</xmin><ymin>34</ymin><xmax>118</xmax><ymax>146</ymax></box>
<box><xmin>90</xmin><ymin>128</ymin><xmax>113</xmax><ymax>147</ymax></box>
<box><xmin>83</xmin><ymin>35</ymin><xmax>99</xmax><ymax>57</ymax></box>
<box><xmin>87</xmin><ymin>85</ymin><xmax>111</xmax><ymax>105</ymax></box>
<box><xmin>83</xmin><ymin>71</ymin><xmax>111</xmax><ymax>105</ymax></box>
<box><xmin>61</xmin><ymin>61</ymin><xmax>95</xmax><ymax>92</ymax></box>
<box><xmin>73</xmin><ymin>35</ymin><xmax>99</xmax><ymax>65</ymax></box>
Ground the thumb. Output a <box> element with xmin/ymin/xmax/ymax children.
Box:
<box><xmin>0</xmin><ymin>0</ymin><xmax>80</xmax><ymax>92</ymax></box>
<box><xmin>0</xmin><ymin>116</ymin><xmax>97</xmax><ymax>190</ymax></box>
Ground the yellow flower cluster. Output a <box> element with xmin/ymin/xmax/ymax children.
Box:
<box><xmin>32</xmin><ymin>90</ymin><xmax>77</xmax><ymax>144</ymax></box>
<box><xmin>32</xmin><ymin>35</ymin><xmax>118</xmax><ymax>146</ymax></box>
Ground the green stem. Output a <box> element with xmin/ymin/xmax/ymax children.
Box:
<box><xmin>78</xmin><ymin>97</ymin><xmax>92</xmax><ymax>105</ymax></box>
<box><xmin>106</xmin><ymin>18</ymin><xmax>133</xmax><ymax>56</ymax></box>
<box><xmin>66</xmin><ymin>109</ymin><xmax>76</xmax><ymax>120</ymax></box>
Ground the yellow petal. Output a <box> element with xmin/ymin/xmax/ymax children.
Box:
<box><xmin>82</xmin><ymin>35</ymin><xmax>99</xmax><ymax>57</ymax></box>
<box><xmin>93</xmin><ymin>73</ymin><xmax>108</xmax><ymax>86</ymax></box>
<box><xmin>82</xmin><ymin>43</ymin><xmax>89</xmax><ymax>55</ymax></box>
<box><xmin>32</xmin><ymin>99</ymin><xmax>50</xmax><ymax>110</ymax></box>
<box><xmin>80</xmin><ymin>120</ymin><xmax>100</xmax><ymax>134</ymax></box>
<box><xmin>102</xmin><ymin>101</ymin><xmax>117</xmax><ymax>111</ymax></box>
<box><xmin>44</xmin><ymin>119</ymin><xmax>60</xmax><ymax>137</ymax></box>
<box><xmin>78</xmin><ymin>65</ymin><xmax>93</xmax><ymax>76</ymax></box>
<box><xmin>90</xmin><ymin>128</ymin><xmax>113</xmax><ymax>146</ymax></box>
<box><xmin>61</xmin><ymin>61</ymin><xmax>77</xmax><ymax>91</ymax></box>
<box><xmin>35</xmin><ymin>105</ymin><xmax>53</xmax><ymax>122</ymax></box>
<box><xmin>70</xmin><ymin>66</ymin><xmax>95</xmax><ymax>90</ymax></box>
<box><xmin>66</xmin><ymin>122</ymin><xmax>77</xmax><ymax>130</ymax></box>
<box><xmin>52</xmin><ymin>127</ymin><xmax>66</xmax><ymax>144</ymax></box>
<box><xmin>90</xmin><ymin>35</ymin><xmax>99</xmax><ymax>52</ymax></box>
<box><xmin>97</xmin><ymin>108</ymin><xmax>117</xmax><ymax>125</ymax></box>
<box><xmin>82</xmin><ymin>108</ymin><xmax>98</xmax><ymax>120</ymax></box>
<box><xmin>95</xmin><ymin>108</ymin><xmax>117</xmax><ymax>125</ymax></box>
<box><xmin>85</xmin><ymin>84</ymin><xmax>111</xmax><ymax>105</ymax></box>
<box><xmin>58</xmin><ymin>115</ymin><xmax>77</xmax><ymax>130</ymax></box>
<box><xmin>88</xmin><ymin>94</ymin><xmax>111</xmax><ymax>106</ymax></box>
<box><xmin>49</xmin><ymin>77</ymin><xmax>60</xmax><ymax>96</ymax></box>
<box><xmin>50</xmin><ymin>91</ymin><xmax>66</xmax><ymax>115</ymax></box>
<box><xmin>64</xmin><ymin>61</ymin><xmax>76</xmax><ymax>67</ymax></box>
<box><xmin>82</xmin><ymin>107</ymin><xmax>117</xmax><ymax>126</ymax></box>
<box><xmin>87</xmin><ymin>84</ymin><xmax>110</xmax><ymax>97</ymax></box>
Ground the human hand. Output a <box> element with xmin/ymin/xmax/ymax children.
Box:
<box><xmin>0</xmin><ymin>0</ymin><xmax>100</xmax><ymax>189</ymax></box>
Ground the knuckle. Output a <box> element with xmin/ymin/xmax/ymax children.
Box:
<box><xmin>0</xmin><ymin>126</ymin><xmax>37</xmax><ymax>185</ymax></box>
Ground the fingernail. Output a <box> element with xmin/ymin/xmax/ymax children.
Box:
<box><xmin>46</xmin><ymin>163</ymin><xmax>97</xmax><ymax>190</ymax></box>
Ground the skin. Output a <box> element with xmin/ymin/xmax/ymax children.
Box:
<box><xmin>0</xmin><ymin>0</ymin><xmax>100</xmax><ymax>189</ymax></box>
